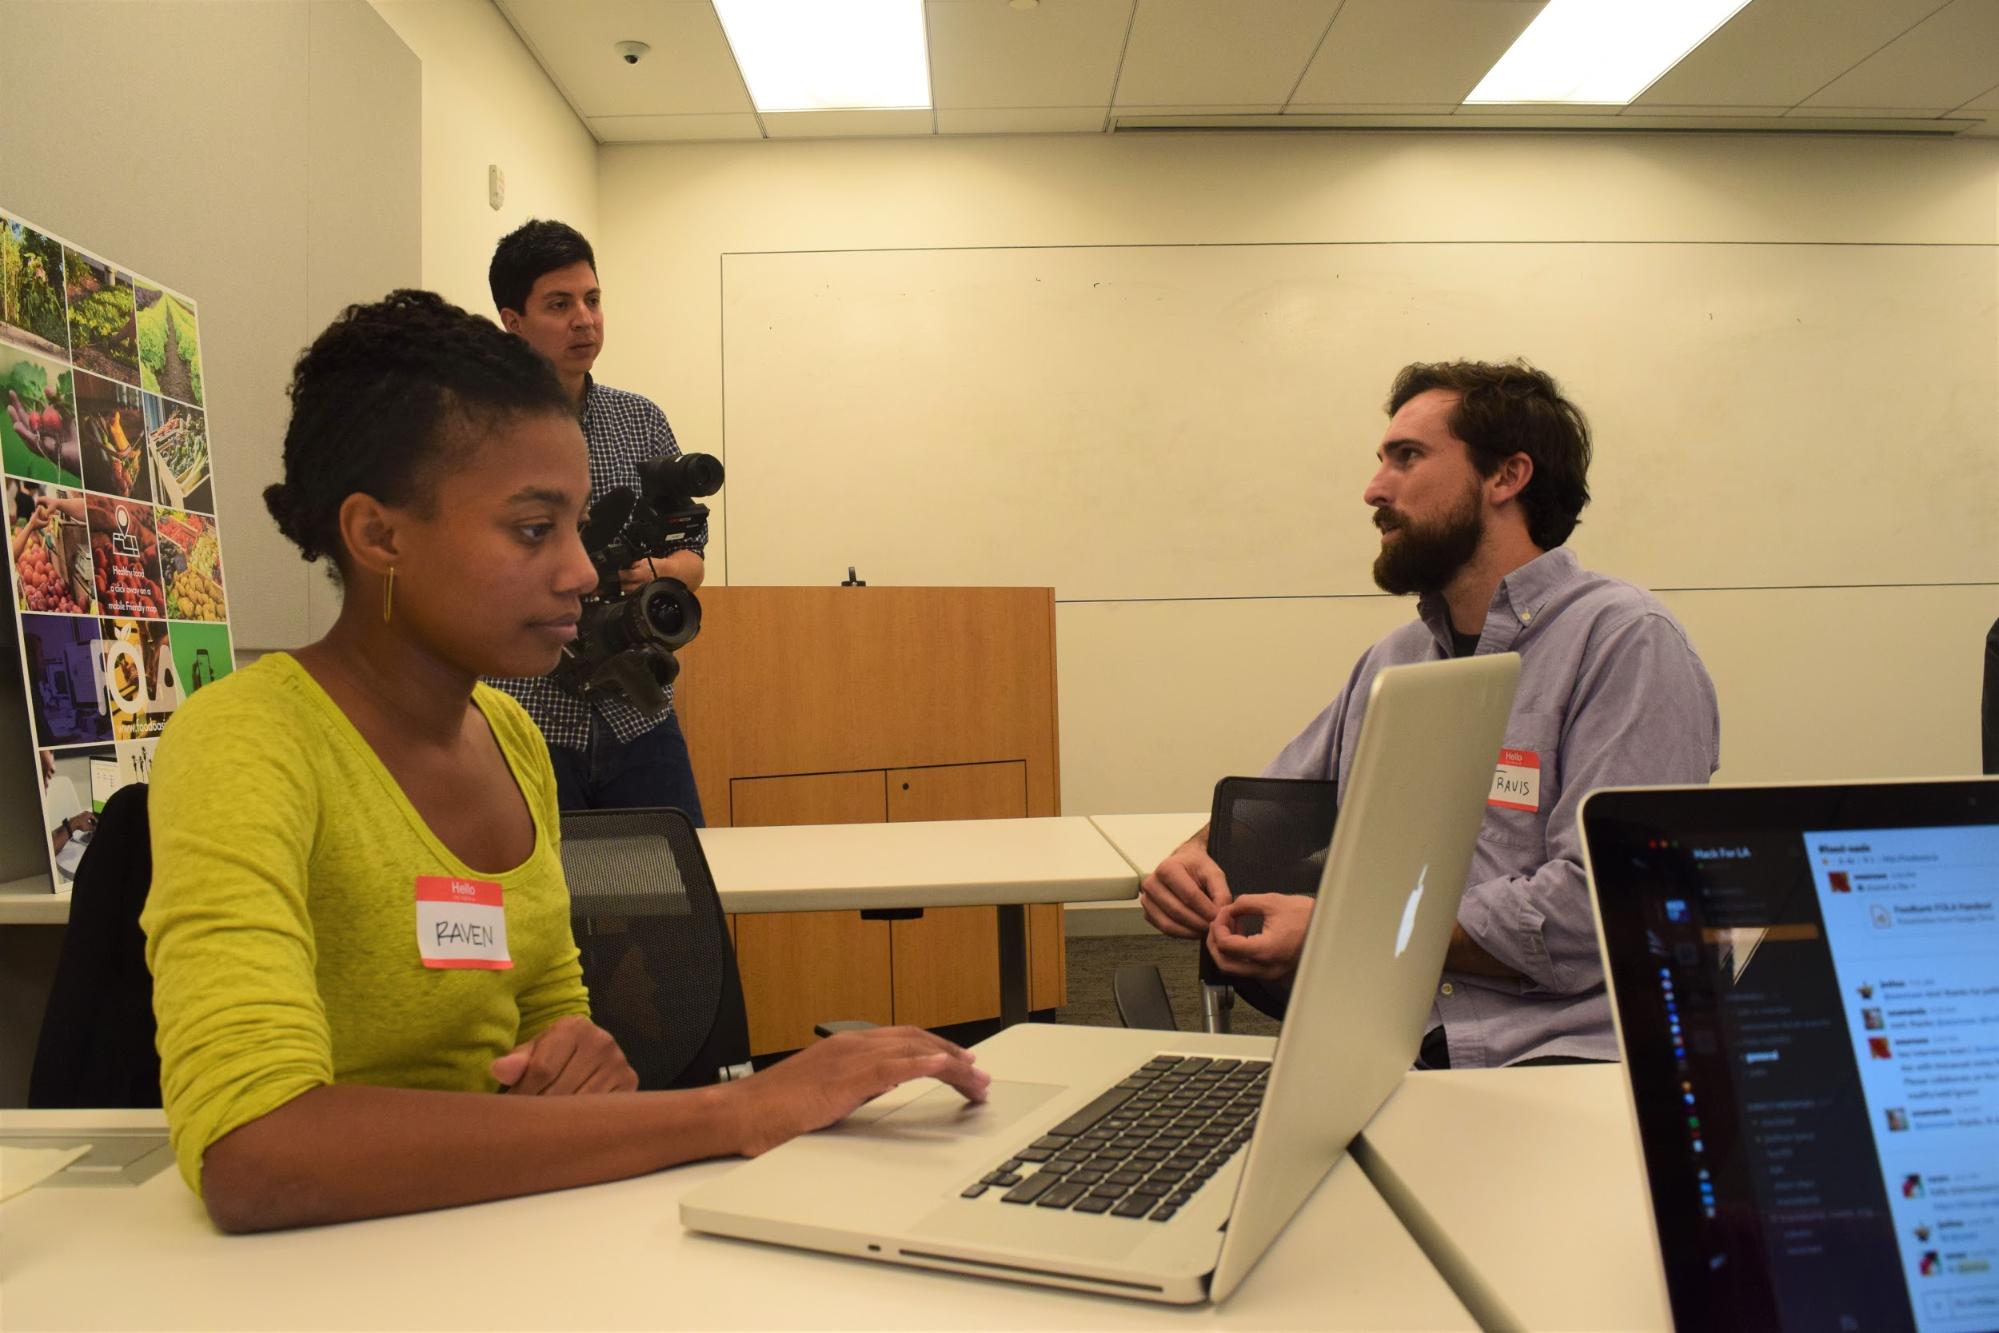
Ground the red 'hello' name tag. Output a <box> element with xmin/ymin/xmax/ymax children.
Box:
<box><xmin>1488</xmin><ymin>749</ymin><xmax>1541</xmax><ymax>813</ymax></box>
<box><xmin>415</xmin><ymin>875</ymin><xmax>511</xmax><ymax>970</ymax></box>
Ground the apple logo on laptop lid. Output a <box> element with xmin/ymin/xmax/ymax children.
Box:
<box><xmin>1394</xmin><ymin>865</ymin><xmax>1427</xmax><ymax>958</ymax></box>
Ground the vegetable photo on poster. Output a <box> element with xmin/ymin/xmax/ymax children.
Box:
<box><xmin>1</xmin><ymin>346</ymin><xmax>80</xmax><ymax>487</ymax></box>
<box><xmin>62</xmin><ymin>248</ymin><xmax>138</xmax><ymax>388</ymax></box>
<box><xmin>135</xmin><ymin>283</ymin><xmax>202</xmax><ymax>407</ymax></box>
<box><xmin>156</xmin><ymin>507</ymin><xmax>224</xmax><ymax>622</ymax></box>
<box><xmin>142</xmin><ymin>392</ymin><xmax>210</xmax><ymax>512</ymax></box>
<box><xmin>74</xmin><ymin>368</ymin><xmax>150</xmax><ymax>501</ymax></box>
<box><xmin>0</xmin><ymin>216</ymin><xmax>70</xmax><ymax>358</ymax></box>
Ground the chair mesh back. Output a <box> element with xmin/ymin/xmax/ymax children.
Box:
<box><xmin>559</xmin><ymin>808</ymin><xmax>737</xmax><ymax>1089</ymax></box>
<box><xmin>1201</xmin><ymin>776</ymin><xmax>1340</xmax><ymax>1000</ymax></box>
<box><xmin>1208</xmin><ymin>777</ymin><xmax>1340</xmax><ymax>896</ymax></box>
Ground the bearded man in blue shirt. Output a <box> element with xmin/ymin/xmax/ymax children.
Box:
<box><xmin>1140</xmin><ymin>360</ymin><xmax>1720</xmax><ymax>1068</ymax></box>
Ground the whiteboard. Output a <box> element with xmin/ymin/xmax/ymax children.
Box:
<box><xmin>720</xmin><ymin>242</ymin><xmax>1999</xmax><ymax>597</ymax></box>
<box><xmin>719</xmin><ymin>242</ymin><xmax>1998</xmax><ymax>811</ymax></box>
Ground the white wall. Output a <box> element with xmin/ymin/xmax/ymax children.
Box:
<box><xmin>0</xmin><ymin>0</ymin><xmax>421</xmax><ymax>651</ymax></box>
<box><xmin>370</xmin><ymin>0</ymin><xmax>600</xmax><ymax>322</ymax></box>
<box><xmin>596</xmin><ymin>133</ymin><xmax>1999</xmax><ymax>814</ymax></box>
<box><xmin>0</xmin><ymin>0</ymin><xmax>421</xmax><ymax>1106</ymax></box>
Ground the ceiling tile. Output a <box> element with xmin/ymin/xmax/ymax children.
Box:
<box><xmin>926</xmin><ymin>0</ymin><xmax>1132</xmax><ymax>110</ymax></box>
<box><xmin>761</xmin><ymin>109</ymin><xmax>938</xmax><ymax>138</ymax></box>
<box><xmin>587</xmin><ymin>113</ymin><xmax>764</xmax><ymax>142</ymax></box>
<box><xmin>1113</xmin><ymin>0</ymin><xmax>1342</xmax><ymax>107</ymax></box>
<box><xmin>1637</xmin><ymin>0</ymin><xmax>1950</xmax><ymax>108</ymax></box>
<box><xmin>1289</xmin><ymin>0</ymin><xmax>1543</xmax><ymax>108</ymax></box>
<box><xmin>1798</xmin><ymin>0</ymin><xmax>1999</xmax><ymax>111</ymax></box>
<box><xmin>936</xmin><ymin>107</ymin><xmax>1111</xmax><ymax>134</ymax></box>
<box><xmin>498</xmin><ymin>0</ymin><xmax>752</xmax><ymax>118</ymax></box>
<box><xmin>1956</xmin><ymin>80</ymin><xmax>1999</xmax><ymax>110</ymax></box>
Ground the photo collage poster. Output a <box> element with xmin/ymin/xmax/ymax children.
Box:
<box><xmin>3</xmin><ymin>207</ymin><xmax>235</xmax><ymax>891</ymax></box>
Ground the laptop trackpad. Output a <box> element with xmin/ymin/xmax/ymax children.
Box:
<box><xmin>838</xmin><ymin>1079</ymin><xmax>1065</xmax><ymax>1141</ymax></box>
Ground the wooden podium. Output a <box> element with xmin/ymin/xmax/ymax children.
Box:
<box><xmin>672</xmin><ymin>586</ymin><xmax>1066</xmax><ymax>1054</ymax></box>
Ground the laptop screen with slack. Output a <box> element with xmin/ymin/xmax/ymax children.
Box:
<box><xmin>1580</xmin><ymin>779</ymin><xmax>1999</xmax><ymax>1333</ymax></box>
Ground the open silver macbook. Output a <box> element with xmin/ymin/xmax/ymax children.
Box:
<box><xmin>682</xmin><ymin>653</ymin><xmax>1521</xmax><ymax>1304</ymax></box>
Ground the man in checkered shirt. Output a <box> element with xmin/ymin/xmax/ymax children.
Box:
<box><xmin>484</xmin><ymin>220</ymin><xmax>708</xmax><ymax>822</ymax></box>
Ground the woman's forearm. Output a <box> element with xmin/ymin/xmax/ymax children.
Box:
<box><xmin>200</xmin><ymin>1080</ymin><xmax>747</xmax><ymax>1233</ymax></box>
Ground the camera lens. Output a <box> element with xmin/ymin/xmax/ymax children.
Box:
<box><xmin>638</xmin><ymin>452</ymin><xmax>724</xmax><ymax>501</ymax></box>
<box><xmin>629</xmin><ymin>579</ymin><xmax>701</xmax><ymax>651</ymax></box>
<box><xmin>645</xmin><ymin>592</ymin><xmax>686</xmax><ymax>638</ymax></box>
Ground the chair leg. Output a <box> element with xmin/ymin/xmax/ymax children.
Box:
<box><xmin>1202</xmin><ymin>982</ymin><xmax>1235</xmax><ymax>1035</ymax></box>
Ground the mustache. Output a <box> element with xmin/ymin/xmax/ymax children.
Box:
<box><xmin>1373</xmin><ymin>508</ymin><xmax>1406</xmax><ymax>532</ymax></box>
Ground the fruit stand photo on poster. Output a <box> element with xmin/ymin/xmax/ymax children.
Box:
<box><xmin>134</xmin><ymin>283</ymin><xmax>202</xmax><ymax>407</ymax></box>
<box><xmin>38</xmin><ymin>744</ymin><xmax>112</xmax><ymax>888</ymax></box>
<box><xmin>2</xmin><ymin>345</ymin><xmax>80</xmax><ymax>487</ymax></box>
<box><xmin>74</xmin><ymin>369</ymin><xmax>151</xmax><ymax>500</ymax></box>
<box><xmin>141</xmin><ymin>392</ymin><xmax>210</xmax><ymax>512</ymax></box>
<box><xmin>8</xmin><ymin>478</ymin><xmax>94</xmax><ymax>614</ymax></box>
<box><xmin>21</xmin><ymin>612</ymin><xmax>112</xmax><ymax>746</ymax></box>
<box><xmin>0</xmin><ymin>216</ymin><xmax>70</xmax><ymax>358</ymax></box>
<box><xmin>98</xmin><ymin>616</ymin><xmax>177</xmax><ymax>741</ymax></box>
<box><xmin>167</xmin><ymin>618</ymin><xmax>232</xmax><ymax>698</ymax></box>
<box><xmin>157</xmin><ymin>507</ymin><xmax>224</xmax><ymax>621</ymax></box>
<box><xmin>84</xmin><ymin>494</ymin><xmax>163</xmax><ymax>617</ymax></box>
<box><xmin>62</xmin><ymin>248</ymin><xmax>138</xmax><ymax>388</ymax></box>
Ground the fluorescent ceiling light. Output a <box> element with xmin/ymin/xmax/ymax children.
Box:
<box><xmin>714</xmin><ymin>0</ymin><xmax>931</xmax><ymax>112</ymax></box>
<box><xmin>1466</xmin><ymin>0</ymin><xmax>1753</xmax><ymax>105</ymax></box>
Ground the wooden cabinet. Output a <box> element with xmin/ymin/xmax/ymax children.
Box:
<box><xmin>676</xmin><ymin>588</ymin><xmax>1065</xmax><ymax>1055</ymax></box>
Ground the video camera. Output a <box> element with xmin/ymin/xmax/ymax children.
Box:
<box><xmin>554</xmin><ymin>451</ymin><xmax>723</xmax><ymax>715</ymax></box>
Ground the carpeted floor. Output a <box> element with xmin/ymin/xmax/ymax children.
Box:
<box><xmin>1054</xmin><ymin>934</ymin><xmax>1281</xmax><ymax>1037</ymax></box>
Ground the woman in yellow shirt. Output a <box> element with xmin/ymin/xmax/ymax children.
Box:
<box><xmin>142</xmin><ymin>291</ymin><xmax>986</xmax><ymax>1233</ymax></box>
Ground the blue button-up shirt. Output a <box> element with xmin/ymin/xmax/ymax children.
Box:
<box><xmin>1264</xmin><ymin>547</ymin><xmax>1720</xmax><ymax>1066</ymax></box>
<box><xmin>486</xmin><ymin>377</ymin><xmax>708</xmax><ymax>749</ymax></box>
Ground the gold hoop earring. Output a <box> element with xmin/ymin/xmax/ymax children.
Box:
<box><xmin>382</xmin><ymin>566</ymin><xmax>396</xmax><ymax>624</ymax></box>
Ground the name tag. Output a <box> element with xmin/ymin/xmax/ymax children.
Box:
<box><xmin>415</xmin><ymin>875</ymin><xmax>512</xmax><ymax>970</ymax></box>
<box><xmin>1489</xmin><ymin>748</ymin><xmax>1541</xmax><ymax>813</ymax></box>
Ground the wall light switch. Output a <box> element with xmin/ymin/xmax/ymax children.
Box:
<box><xmin>488</xmin><ymin>164</ymin><xmax>505</xmax><ymax>212</ymax></box>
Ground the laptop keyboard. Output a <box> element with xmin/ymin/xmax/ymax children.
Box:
<box><xmin>960</xmin><ymin>1055</ymin><xmax>1270</xmax><ymax>1222</ymax></box>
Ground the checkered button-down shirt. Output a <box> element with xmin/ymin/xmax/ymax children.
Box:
<box><xmin>485</xmin><ymin>377</ymin><xmax>708</xmax><ymax>750</ymax></box>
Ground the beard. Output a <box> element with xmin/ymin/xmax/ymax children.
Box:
<box><xmin>1371</xmin><ymin>482</ymin><xmax>1484</xmax><ymax>596</ymax></box>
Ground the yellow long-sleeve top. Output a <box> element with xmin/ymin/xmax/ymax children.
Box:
<box><xmin>142</xmin><ymin>653</ymin><xmax>589</xmax><ymax>1194</ymax></box>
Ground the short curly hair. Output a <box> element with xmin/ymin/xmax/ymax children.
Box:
<box><xmin>1386</xmin><ymin>359</ymin><xmax>1593</xmax><ymax>550</ymax></box>
<box><xmin>262</xmin><ymin>289</ymin><xmax>571</xmax><ymax>577</ymax></box>
<box><xmin>489</xmin><ymin>219</ymin><xmax>596</xmax><ymax>317</ymax></box>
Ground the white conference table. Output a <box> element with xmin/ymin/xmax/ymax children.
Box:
<box><xmin>0</xmin><ymin>1027</ymin><xmax>1475</xmax><ymax>1331</ymax></box>
<box><xmin>697</xmin><ymin>816</ymin><xmax>1140</xmax><ymax>1023</ymax></box>
<box><xmin>1354</xmin><ymin>1063</ymin><xmax>1672</xmax><ymax>1331</ymax></box>
<box><xmin>1</xmin><ymin>817</ymin><xmax>1144</xmax><ymax>1028</ymax></box>
<box><xmin>1077</xmin><ymin>813</ymin><xmax>1205</xmax><ymax>936</ymax></box>
<box><xmin>0</xmin><ymin>817</ymin><xmax>1142</xmax><ymax>925</ymax></box>
<box><xmin>698</xmin><ymin>816</ymin><xmax>1138</xmax><ymax>914</ymax></box>
<box><xmin>1087</xmin><ymin>812</ymin><xmax>1207</xmax><ymax>878</ymax></box>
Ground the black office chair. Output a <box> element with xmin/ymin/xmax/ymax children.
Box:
<box><xmin>1983</xmin><ymin>617</ymin><xmax>1998</xmax><ymax>775</ymax></box>
<box><xmin>559</xmin><ymin>807</ymin><xmax>754</xmax><ymax>1089</ymax></box>
<box><xmin>29</xmin><ymin>782</ymin><xmax>162</xmax><ymax>1108</ymax></box>
<box><xmin>1113</xmin><ymin>777</ymin><xmax>1337</xmax><ymax>1034</ymax></box>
